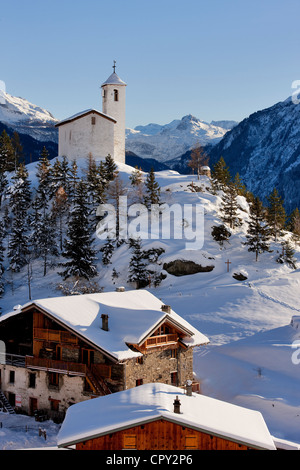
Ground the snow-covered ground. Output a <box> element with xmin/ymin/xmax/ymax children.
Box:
<box><xmin>1</xmin><ymin>161</ymin><xmax>300</xmax><ymax>449</ymax></box>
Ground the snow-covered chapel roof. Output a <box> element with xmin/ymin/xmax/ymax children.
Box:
<box><xmin>5</xmin><ymin>290</ymin><xmax>208</xmax><ymax>362</ymax></box>
<box><xmin>55</xmin><ymin>108</ymin><xmax>116</xmax><ymax>127</ymax></box>
<box><xmin>101</xmin><ymin>72</ymin><xmax>127</xmax><ymax>87</ymax></box>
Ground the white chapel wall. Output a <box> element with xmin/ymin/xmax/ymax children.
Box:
<box><xmin>58</xmin><ymin>113</ymin><xmax>115</xmax><ymax>161</ymax></box>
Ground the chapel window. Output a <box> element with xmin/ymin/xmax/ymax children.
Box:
<box><xmin>114</xmin><ymin>89</ymin><xmax>119</xmax><ymax>102</ymax></box>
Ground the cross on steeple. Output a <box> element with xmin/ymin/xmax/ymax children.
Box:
<box><xmin>113</xmin><ymin>60</ymin><xmax>116</xmax><ymax>73</ymax></box>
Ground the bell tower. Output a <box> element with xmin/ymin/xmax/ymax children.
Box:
<box><xmin>101</xmin><ymin>61</ymin><xmax>127</xmax><ymax>164</ymax></box>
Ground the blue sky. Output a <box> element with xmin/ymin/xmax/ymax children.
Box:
<box><xmin>1</xmin><ymin>0</ymin><xmax>300</xmax><ymax>128</ymax></box>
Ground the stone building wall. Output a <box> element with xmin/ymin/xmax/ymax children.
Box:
<box><xmin>0</xmin><ymin>364</ymin><xmax>90</xmax><ymax>419</ymax></box>
<box><xmin>125</xmin><ymin>347</ymin><xmax>194</xmax><ymax>389</ymax></box>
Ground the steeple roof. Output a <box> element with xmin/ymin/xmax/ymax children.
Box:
<box><xmin>101</xmin><ymin>72</ymin><xmax>127</xmax><ymax>87</ymax></box>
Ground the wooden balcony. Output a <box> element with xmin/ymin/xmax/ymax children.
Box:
<box><xmin>144</xmin><ymin>334</ymin><xmax>178</xmax><ymax>349</ymax></box>
<box><xmin>25</xmin><ymin>356</ymin><xmax>111</xmax><ymax>378</ymax></box>
<box><xmin>33</xmin><ymin>328</ymin><xmax>78</xmax><ymax>344</ymax></box>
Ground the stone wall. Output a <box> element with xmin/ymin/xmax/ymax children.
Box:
<box><xmin>125</xmin><ymin>347</ymin><xmax>194</xmax><ymax>389</ymax></box>
<box><xmin>0</xmin><ymin>364</ymin><xmax>90</xmax><ymax>419</ymax></box>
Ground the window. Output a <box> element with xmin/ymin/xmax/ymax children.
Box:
<box><xmin>114</xmin><ymin>89</ymin><xmax>119</xmax><ymax>102</ymax></box>
<box><xmin>48</xmin><ymin>372</ymin><xmax>59</xmax><ymax>387</ymax></box>
<box><xmin>123</xmin><ymin>434</ymin><xmax>137</xmax><ymax>449</ymax></box>
<box><xmin>185</xmin><ymin>435</ymin><xmax>197</xmax><ymax>449</ymax></box>
<box><xmin>29</xmin><ymin>373</ymin><xmax>36</xmax><ymax>388</ymax></box>
<box><xmin>91</xmin><ymin>116</ymin><xmax>96</xmax><ymax>125</ymax></box>
<box><xmin>136</xmin><ymin>356</ymin><xmax>143</xmax><ymax>365</ymax></box>
<box><xmin>136</xmin><ymin>379</ymin><xmax>143</xmax><ymax>387</ymax></box>
<box><xmin>9</xmin><ymin>370</ymin><xmax>15</xmax><ymax>384</ymax></box>
<box><xmin>170</xmin><ymin>349</ymin><xmax>177</xmax><ymax>359</ymax></box>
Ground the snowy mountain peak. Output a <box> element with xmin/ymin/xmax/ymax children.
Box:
<box><xmin>0</xmin><ymin>91</ymin><xmax>58</xmax><ymax>142</ymax></box>
<box><xmin>125</xmin><ymin>115</ymin><xmax>235</xmax><ymax>163</ymax></box>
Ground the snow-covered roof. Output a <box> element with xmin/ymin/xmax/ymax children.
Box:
<box><xmin>57</xmin><ymin>382</ymin><xmax>276</xmax><ymax>450</ymax></box>
<box><xmin>55</xmin><ymin>108</ymin><xmax>116</xmax><ymax>127</ymax></box>
<box><xmin>15</xmin><ymin>290</ymin><xmax>208</xmax><ymax>361</ymax></box>
<box><xmin>101</xmin><ymin>72</ymin><xmax>127</xmax><ymax>87</ymax></box>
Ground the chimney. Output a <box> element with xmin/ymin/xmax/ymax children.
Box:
<box><xmin>186</xmin><ymin>380</ymin><xmax>193</xmax><ymax>397</ymax></box>
<box><xmin>161</xmin><ymin>305</ymin><xmax>171</xmax><ymax>314</ymax></box>
<box><xmin>101</xmin><ymin>314</ymin><xmax>109</xmax><ymax>331</ymax></box>
<box><xmin>173</xmin><ymin>396</ymin><xmax>181</xmax><ymax>414</ymax></box>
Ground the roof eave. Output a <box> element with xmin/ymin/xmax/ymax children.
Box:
<box><xmin>57</xmin><ymin>413</ymin><xmax>275</xmax><ymax>450</ymax></box>
<box><xmin>55</xmin><ymin>109</ymin><xmax>117</xmax><ymax>128</ymax></box>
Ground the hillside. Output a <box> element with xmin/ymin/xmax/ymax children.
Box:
<box><xmin>206</xmin><ymin>96</ymin><xmax>300</xmax><ymax>213</ymax></box>
<box><xmin>1</xmin><ymin>160</ymin><xmax>300</xmax><ymax>445</ymax></box>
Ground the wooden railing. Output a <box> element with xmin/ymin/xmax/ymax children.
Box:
<box><xmin>33</xmin><ymin>328</ymin><xmax>78</xmax><ymax>344</ymax></box>
<box><xmin>144</xmin><ymin>334</ymin><xmax>177</xmax><ymax>348</ymax></box>
<box><xmin>25</xmin><ymin>356</ymin><xmax>112</xmax><ymax>379</ymax></box>
<box><xmin>25</xmin><ymin>356</ymin><xmax>87</xmax><ymax>375</ymax></box>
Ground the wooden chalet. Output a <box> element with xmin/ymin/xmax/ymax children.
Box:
<box><xmin>57</xmin><ymin>382</ymin><xmax>276</xmax><ymax>450</ymax></box>
<box><xmin>0</xmin><ymin>290</ymin><xmax>208</xmax><ymax>422</ymax></box>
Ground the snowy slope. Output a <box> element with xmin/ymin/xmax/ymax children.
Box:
<box><xmin>0</xmin><ymin>92</ymin><xmax>58</xmax><ymax>142</ymax></box>
<box><xmin>1</xmin><ymin>160</ymin><xmax>300</xmax><ymax>446</ymax></box>
<box><xmin>125</xmin><ymin>115</ymin><xmax>233</xmax><ymax>162</ymax></box>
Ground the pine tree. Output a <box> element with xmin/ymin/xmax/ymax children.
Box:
<box><xmin>220</xmin><ymin>183</ymin><xmax>242</xmax><ymax>229</ymax></box>
<box><xmin>277</xmin><ymin>240</ymin><xmax>297</xmax><ymax>269</ymax></box>
<box><xmin>100</xmin><ymin>237</ymin><xmax>115</xmax><ymax>265</ymax></box>
<box><xmin>144</xmin><ymin>168</ymin><xmax>161</xmax><ymax>208</ymax></box>
<box><xmin>104</xmin><ymin>154</ymin><xmax>117</xmax><ymax>182</ymax></box>
<box><xmin>11</xmin><ymin>131</ymin><xmax>24</xmax><ymax>168</ymax></box>
<box><xmin>287</xmin><ymin>207</ymin><xmax>300</xmax><ymax>244</ymax></box>
<box><xmin>211</xmin><ymin>224</ymin><xmax>231</xmax><ymax>246</ymax></box>
<box><xmin>127</xmin><ymin>237</ymin><xmax>148</xmax><ymax>289</ymax></box>
<box><xmin>30</xmin><ymin>153</ymin><xmax>52</xmax><ymax>256</ymax></box>
<box><xmin>7</xmin><ymin>164</ymin><xmax>31</xmax><ymax>272</ymax></box>
<box><xmin>8</xmin><ymin>218</ymin><xmax>30</xmax><ymax>272</ymax></box>
<box><xmin>211</xmin><ymin>156</ymin><xmax>231</xmax><ymax>191</ymax></box>
<box><xmin>267</xmin><ymin>188</ymin><xmax>286</xmax><ymax>241</ymax></box>
<box><xmin>244</xmin><ymin>197</ymin><xmax>270</xmax><ymax>261</ymax></box>
<box><xmin>8</xmin><ymin>163</ymin><xmax>31</xmax><ymax>214</ymax></box>
<box><xmin>233</xmin><ymin>173</ymin><xmax>246</xmax><ymax>196</ymax></box>
<box><xmin>0</xmin><ymin>130</ymin><xmax>15</xmax><ymax>172</ymax></box>
<box><xmin>51</xmin><ymin>186</ymin><xmax>69</xmax><ymax>252</ymax></box>
<box><xmin>106</xmin><ymin>173</ymin><xmax>126</xmax><ymax>243</ymax></box>
<box><xmin>129</xmin><ymin>167</ymin><xmax>144</xmax><ymax>203</ymax></box>
<box><xmin>0</xmin><ymin>167</ymin><xmax>8</xmax><ymax>209</ymax></box>
<box><xmin>38</xmin><ymin>213</ymin><xmax>59</xmax><ymax>276</ymax></box>
<box><xmin>36</xmin><ymin>147</ymin><xmax>52</xmax><ymax>210</ymax></box>
<box><xmin>59</xmin><ymin>180</ymin><xmax>98</xmax><ymax>281</ymax></box>
<box><xmin>69</xmin><ymin>159</ymin><xmax>79</xmax><ymax>202</ymax></box>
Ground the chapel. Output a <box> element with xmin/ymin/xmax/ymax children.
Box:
<box><xmin>55</xmin><ymin>62</ymin><xmax>126</xmax><ymax>163</ymax></box>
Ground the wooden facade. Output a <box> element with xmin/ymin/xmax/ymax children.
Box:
<box><xmin>74</xmin><ymin>419</ymin><xmax>253</xmax><ymax>450</ymax></box>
